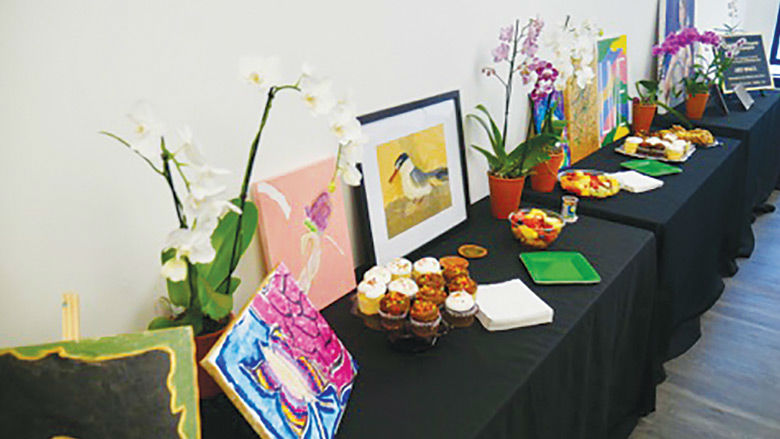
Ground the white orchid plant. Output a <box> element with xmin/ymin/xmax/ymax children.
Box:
<box><xmin>543</xmin><ymin>16</ymin><xmax>603</xmax><ymax>90</ymax></box>
<box><xmin>102</xmin><ymin>59</ymin><xmax>364</xmax><ymax>336</ymax></box>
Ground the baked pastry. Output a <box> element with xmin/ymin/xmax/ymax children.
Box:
<box><xmin>409</xmin><ymin>299</ymin><xmax>441</xmax><ymax>337</ymax></box>
<box><xmin>443</xmin><ymin>265</ymin><xmax>470</xmax><ymax>282</ymax></box>
<box><xmin>636</xmin><ymin>137</ymin><xmax>667</xmax><ymax>158</ymax></box>
<box><xmin>417</xmin><ymin>285</ymin><xmax>448</xmax><ymax>306</ymax></box>
<box><xmin>623</xmin><ymin>136</ymin><xmax>642</xmax><ymax>154</ymax></box>
<box><xmin>386</xmin><ymin>257</ymin><xmax>412</xmax><ymax>280</ymax></box>
<box><xmin>416</xmin><ymin>272</ymin><xmax>446</xmax><ymax>289</ymax></box>
<box><xmin>666</xmin><ymin>125</ymin><xmax>715</xmax><ymax>145</ymax></box>
<box><xmin>666</xmin><ymin>140</ymin><xmax>687</xmax><ymax>161</ymax></box>
<box><xmin>378</xmin><ymin>291</ymin><xmax>410</xmax><ymax>330</ymax></box>
<box><xmin>356</xmin><ymin>277</ymin><xmax>387</xmax><ymax>315</ymax></box>
<box><xmin>413</xmin><ymin>257</ymin><xmax>442</xmax><ymax>280</ymax></box>
<box><xmin>388</xmin><ymin>277</ymin><xmax>419</xmax><ymax>299</ymax></box>
<box><xmin>363</xmin><ymin>265</ymin><xmax>392</xmax><ymax>285</ymax></box>
<box><xmin>440</xmin><ymin>256</ymin><xmax>469</xmax><ymax>271</ymax></box>
<box><xmin>444</xmin><ymin>291</ymin><xmax>478</xmax><ymax>328</ymax></box>
<box><xmin>447</xmin><ymin>274</ymin><xmax>478</xmax><ymax>296</ymax></box>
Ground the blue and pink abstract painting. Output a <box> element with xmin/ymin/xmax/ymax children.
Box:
<box><xmin>202</xmin><ymin>263</ymin><xmax>358</xmax><ymax>439</ymax></box>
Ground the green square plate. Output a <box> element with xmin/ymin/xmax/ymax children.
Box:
<box><xmin>519</xmin><ymin>251</ymin><xmax>601</xmax><ymax>285</ymax></box>
<box><xmin>620</xmin><ymin>159</ymin><xmax>682</xmax><ymax>177</ymax></box>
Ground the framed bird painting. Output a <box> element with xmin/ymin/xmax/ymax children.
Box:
<box><xmin>356</xmin><ymin>90</ymin><xmax>470</xmax><ymax>266</ymax></box>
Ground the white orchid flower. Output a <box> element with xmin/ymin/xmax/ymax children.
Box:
<box><xmin>337</xmin><ymin>161</ymin><xmax>362</xmax><ymax>186</ymax></box>
<box><xmin>340</xmin><ymin>140</ymin><xmax>363</xmax><ymax>164</ymax></box>
<box><xmin>127</xmin><ymin>101</ymin><xmax>164</xmax><ymax>163</ymax></box>
<box><xmin>239</xmin><ymin>56</ymin><xmax>281</xmax><ymax>91</ymax></box>
<box><xmin>329</xmin><ymin>104</ymin><xmax>364</xmax><ymax>145</ymax></box>
<box><xmin>300</xmin><ymin>76</ymin><xmax>337</xmax><ymax>116</ymax></box>
<box><xmin>161</xmin><ymin>227</ymin><xmax>217</xmax><ymax>281</ymax></box>
<box><xmin>173</xmin><ymin>126</ymin><xmax>205</xmax><ymax>166</ymax></box>
<box><xmin>575</xmin><ymin>65</ymin><xmax>595</xmax><ymax>88</ymax></box>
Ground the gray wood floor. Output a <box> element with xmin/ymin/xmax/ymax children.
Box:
<box><xmin>630</xmin><ymin>192</ymin><xmax>780</xmax><ymax>439</ymax></box>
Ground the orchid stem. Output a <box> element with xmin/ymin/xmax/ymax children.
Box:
<box><xmin>500</xmin><ymin>18</ymin><xmax>520</xmax><ymax>153</ymax></box>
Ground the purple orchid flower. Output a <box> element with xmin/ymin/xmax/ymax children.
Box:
<box><xmin>499</xmin><ymin>25</ymin><xmax>514</xmax><ymax>42</ymax></box>
<box><xmin>492</xmin><ymin>43</ymin><xmax>510</xmax><ymax>62</ymax></box>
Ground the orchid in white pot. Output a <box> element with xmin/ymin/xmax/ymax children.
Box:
<box><xmin>102</xmin><ymin>59</ymin><xmax>364</xmax><ymax>336</ymax></box>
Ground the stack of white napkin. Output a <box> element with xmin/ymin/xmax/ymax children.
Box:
<box><xmin>609</xmin><ymin>171</ymin><xmax>664</xmax><ymax>193</ymax></box>
<box><xmin>475</xmin><ymin>279</ymin><xmax>554</xmax><ymax>331</ymax></box>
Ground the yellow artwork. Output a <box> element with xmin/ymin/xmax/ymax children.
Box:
<box><xmin>376</xmin><ymin>124</ymin><xmax>452</xmax><ymax>238</ymax></box>
<box><xmin>564</xmin><ymin>55</ymin><xmax>601</xmax><ymax>164</ymax></box>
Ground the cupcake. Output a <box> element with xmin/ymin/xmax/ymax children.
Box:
<box><xmin>443</xmin><ymin>265</ymin><xmax>469</xmax><ymax>282</ymax></box>
<box><xmin>447</xmin><ymin>274</ymin><xmax>478</xmax><ymax>296</ymax></box>
<box><xmin>440</xmin><ymin>255</ymin><xmax>469</xmax><ymax>271</ymax></box>
<box><xmin>378</xmin><ymin>292</ymin><xmax>410</xmax><ymax>331</ymax></box>
<box><xmin>666</xmin><ymin>140</ymin><xmax>687</xmax><ymax>160</ymax></box>
<box><xmin>444</xmin><ymin>291</ymin><xmax>478</xmax><ymax>328</ymax></box>
<box><xmin>356</xmin><ymin>277</ymin><xmax>387</xmax><ymax>315</ymax></box>
<box><xmin>363</xmin><ymin>265</ymin><xmax>392</xmax><ymax>285</ymax></box>
<box><xmin>416</xmin><ymin>272</ymin><xmax>446</xmax><ymax>290</ymax></box>
<box><xmin>623</xmin><ymin>136</ymin><xmax>642</xmax><ymax>154</ymax></box>
<box><xmin>388</xmin><ymin>277</ymin><xmax>419</xmax><ymax>299</ymax></box>
<box><xmin>413</xmin><ymin>257</ymin><xmax>442</xmax><ymax>280</ymax></box>
<box><xmin>386</xmin><ymin>257</ymin><xmax>412</xmax><ymax>280</ymax></box>
<box><xmin>409</xmin><ymin>299</ymin><xmax>441</xmax><ymax>338</ymax></box>
<box><xmin>417</xmin><ymin>285</ymin><xmax>448</xmax><ymax>307</ymax></box>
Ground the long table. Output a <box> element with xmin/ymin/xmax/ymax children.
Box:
<box><xmin>202</xmin><ymin>200</ymin><xmax>659</xmax><ymax>439</ymax></box>
<box><xmin>660</xmin><ymin>90</ymin><xmax>780</xmax><ymax>216</ymax></box>
<box><xmin>523</xmin><ymin>137</ymin><xmax>747</xmax><ymax>362</ymax></box>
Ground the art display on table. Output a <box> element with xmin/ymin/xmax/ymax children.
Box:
<box><xmin>357</xmin><ymin>91</ymin><xmax>470</xmax><ymax>265</ymax></box>
<box><xmin>252</xmin><ymin>157</ymin><xmax>356</xmax><ymax>310</ymax></box>
<box><xmin>0</xmin><ymin>327</ymin><xmax>200</xmax><ymax>439</ymax></box>
<box><xmin>201</xmin><ymin>263</ymin><xmax>358</xmax><ymax>439</ymax></box>
<box><xmin>657</xmin><ymin>0</ymin><xmax>696</xmax><ymax>107</ymax></box>
<box><xmin>563</xmin><ymin>54</ymin><xmax>601</xmax><ymax>164</ymax></box>
<box><xmin>721</xmin><ymin>34</ymin><xmax>774</xmax><ymax>93</ymax></box>
<box><xmin>532</xmin><ymin>91</ymin><xmax>571</xmax><ymax>168</ymax></box>
<box><xmin>597</xmin><ymin>35</ymin><xmax>630</xmax><ymax>146</ymax></box>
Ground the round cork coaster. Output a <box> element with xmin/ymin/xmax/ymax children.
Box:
<box><xmin>457</xmin><ymin>244</ymin><xmax>488</xmax><ymax>259</ymax></box>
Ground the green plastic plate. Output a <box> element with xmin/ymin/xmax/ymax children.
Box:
<box><xmin>519</xmin><ymin>251</ymin><xmax>601</xmax><ymax>285</ymax></box>
<box><xmin>620</xmin><ymin>159</ymin><xmax>682</xmax><ymax>177</ymax></box>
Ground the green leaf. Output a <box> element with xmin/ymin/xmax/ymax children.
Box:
<box><xmin>200</xmin><ymin>198</ymin><xmax>258</xmax><ymax>292</ymax></box>
<box><xmin>161</xmin><ymin>248</ymin><xmax>191</xmax><ymax>307</ymax></box>
<box><xmin>466</xmin><ymin>114</ymin><xmax>496</xmax><ymax>148</ymax></box>
<box><xmin>470</xmin><ymin>145</ymin><xmax>500</xmax><ymax>170</ymax></box>
<box><xmin>148</xmin><ymin>316</ymin><xmax>178</xmax><ymax>330</ymax></box>
<box><xmin>176</xmin><ymin>309</ymin><xmax>205</xmax><ymax>336</ymax></box>
<box><xmin>475</xmin><ymin>105</ymin><xmax>506</xmax><ymax>160</ymax></box>
<box><xmin>197</xmin><ymin>275</ymin><xmax>233</xmax><ymax>321</ymax></box>
<box><xmin>507</xmin><ymin>133</ymin><xmax>559</xmax><ymax>162</ymax></box>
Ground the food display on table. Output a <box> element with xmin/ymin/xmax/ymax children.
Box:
<box><xmin>508</xmin><ymin>208</ymin><xmax>566</xmax><ymax>249</ymax></box>
<box><xmin>457</xmin><ymin>244</ymin><xmax>488</xmax><ymax>259</ymax></box>
<box><xmin>617</xmin><ymin>130</ymin><xmax>696</xmax><ymax>162</ymax></box>
<box><xmin>658</xmin><ymin>125</ymin><xmax>716</xmax><ymax>146</ymax></box>
<box><xmin>558</xmin><ymin>170</ymin><xmax>621</xmax><ymax>198</ymax></box>
<box><xmin>353</xmin><ymin>256</ymin><xmax>481</xmax><ymax>348</ymax></box>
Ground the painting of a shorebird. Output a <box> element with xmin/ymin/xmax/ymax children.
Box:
<box><xmin>377</xmin><ymin>124</ymin><xmax>453</xmax><ymax>238</ymax></box>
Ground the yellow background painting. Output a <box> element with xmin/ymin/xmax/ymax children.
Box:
<box><xmin>376</xmin><ymin>124</ymin><xmax>452</xmax><ymax>238</ymax></box>
<box><xmin>564</xmin><ymin>56</ymin><xmax>601</xmax><ymax>164</ymax></box>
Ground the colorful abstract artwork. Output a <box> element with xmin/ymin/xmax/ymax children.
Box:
<box><xmin>563</xmin><ymin>54</ymin><xmax>601</xmax><ymax>164</ymax></box>
<box><xmin>531</xmin><ymin>91</ymin><xmax>571</xmax><ymax>168</ymax></box>
<box><xmin>0</xmin><ymin>327</ymin><xmax>200</xmax><ymax>439</ymax></box>
<box><xmin>202</xmin><ymin>263</ymin><xmax>358</xmax><ymax>439</ymax></box>
<box><xmin>658</xmin><ymin>0</ymin><xmax>696</xmax><ymax>107</ymax></box>
<box><xmin>597</xmin><ymin>35</ymin><xmax>630</xmax><ymax>146</ymax></box>
<box><xmin>252</xmin><ymin>157</ymin><xmax>356</xmax><ymax>310</ymax></box>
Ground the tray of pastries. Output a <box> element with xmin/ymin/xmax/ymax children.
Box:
<box><xmin>657</xmin><ymin>125</ymin><xmax>719</xmax><ymax>148</ymax></box>
<box><xmin>615</xmin><ymin>131</ymin><xmax>695</xmax><ymax>163</ymax></box>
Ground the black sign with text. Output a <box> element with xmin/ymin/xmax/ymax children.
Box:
<box><xmin>722</xmin><ymin>34</ymin><xmax>774</xmax><ymax>93</ymax></box>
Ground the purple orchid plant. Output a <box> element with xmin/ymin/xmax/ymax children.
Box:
<box><xmin>653</xmin><ymin>27</ymin><xmax>745</xmax><ymax>96</ymax></box>
<box><xmin>471</xmin><ymin>18</ymin><xmax>565</xmax><ymax>179</ymax></box>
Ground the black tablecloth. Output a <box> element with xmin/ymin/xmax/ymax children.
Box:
<box><xmin>661</xmin><ymin>90</ymin><xmax>780</xmax><ymax>204</ymax></box>
<box><xmin>523</xmin><ymin>137</ymin><xmax>746</xmax><ymax>362</ymax></box>
<box><xmin>202</xmin><ymin>199</ymin><xmax>658</xmax><ymax>439</ymax></box>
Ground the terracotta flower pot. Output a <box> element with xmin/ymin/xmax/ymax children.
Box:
<box><xmin>530</xmin><ymin>152</ymin><xmax>565</xmax><ymax>193</ymax></box>
<box><xmin>194</xmin><ymin>324</ymin><xmax>229</xmax><ymax>399</ymax></box>
<box><xmin>685</xmin><ymin>92</ymin><xmax>710</xmax><ymax>120</ymax></box>
<box><xmin>488</xmin><ymin>173</ymin><xmax>526</xmax><ymax>219</ymax></box>
<box><xmin>632</xmin><ymin>101</ymin><xmax>657</xmax><ymax>135</ymax></box>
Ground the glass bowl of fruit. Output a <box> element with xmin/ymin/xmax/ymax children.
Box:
<box><xmin>508</xmin><ymin>208</ymin><xmax>565</xmax><ymax>249</ymax></box>
<box><xmin>558</xmin><ymin>169</ymin><xmax>620</xmax><ymax>198</ymax></box>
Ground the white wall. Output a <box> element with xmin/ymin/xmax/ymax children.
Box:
<box><xmin>0</xmin><ymin>0</ymin><xmax>661</xmax><ymax>346</ymax></box>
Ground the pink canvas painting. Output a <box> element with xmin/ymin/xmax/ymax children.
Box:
<box><xmin>252</xmin><ymin>157</ymin><xmax>356</xmax><ymax>310</ymax></box>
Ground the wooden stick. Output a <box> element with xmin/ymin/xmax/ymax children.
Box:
<box><xmin>61</xmin><ymin>293</ymin><xmax>80</xmax><ymax>341</ymax></box>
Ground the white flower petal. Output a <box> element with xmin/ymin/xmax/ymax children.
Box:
<box><xmin>161</xmin><ymin>256</ymin><xmax>188</xmax><ymax>282</ymax></box>
<box><xmin>239</xmin><ymin>56</ymin><xmax>281</xmax><ymax>90</ymax></box>
<box><xmin>339</xmin><ymin>163</ymin><xmax>362</xmax><ymax>186</ymax></box>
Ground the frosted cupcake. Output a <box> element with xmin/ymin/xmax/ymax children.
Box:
<box><xmin>356</xmin><ymin>277</ymin><xmax>387</xmax><ymax>315</ymax></box>
<box><xmin>363</xmin><ymin>265</ymin><xmax>392</xmax><ymax>286</ymax></box>
<box><xmin>666</xmin><ymin>140</ymin><xmax>687</xmax><ymax>160</ymax></box>
<box><xmin>409</xmin><ymin>299</ymin><xmax>441</xmax><ymax>338</ymax></box>
<box><xmin>623</xmin><ymin>136</ymin><xmax>643</xmax><ymax>154</ymax></box>
<box><xmin>413</xmin><ymin>257</ymin><xmax>442</xmax><ymax>279</ymax></box>
<box><xmin>417</xmin><ymin>285</ymin><xmax>448</xmax><ymax>307</ymax></box>
<box><xmin>378</xmin><ymin>291</ymin><xmax>410</xmax><ymax>331</ymax></box>
<box><xmin>388</xmin><ymin>277</ymin><xmax>419</xmax><ymax>299</ymax></box>
<box><xmin>386</xmin><ymin>257</ymin><xmax>412</xmax><ymax>280</ymax></box>
<box><xmin>447</xmin><ymin>275</ymin><xmax>478</xmax><ymax>297</ymax></box>
<box><xmin>444</xmin><ymin>291</ymin><xmax>478</xmax><ymax>328</ymax></box>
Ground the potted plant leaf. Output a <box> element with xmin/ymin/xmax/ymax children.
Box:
<box><xmin>529</xmin><ymin>97</ymin><xmax>567</xmax><ymax>192</ymax></box>
<box><xmin>101</xmin><ymin>60</ymin><xmax>364</xmax><ymax>398</ymax></box>
<box><xmin>632</xmin><ymin>79</ymin><xmax>692</xmax><ymax>134</ymax></box>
